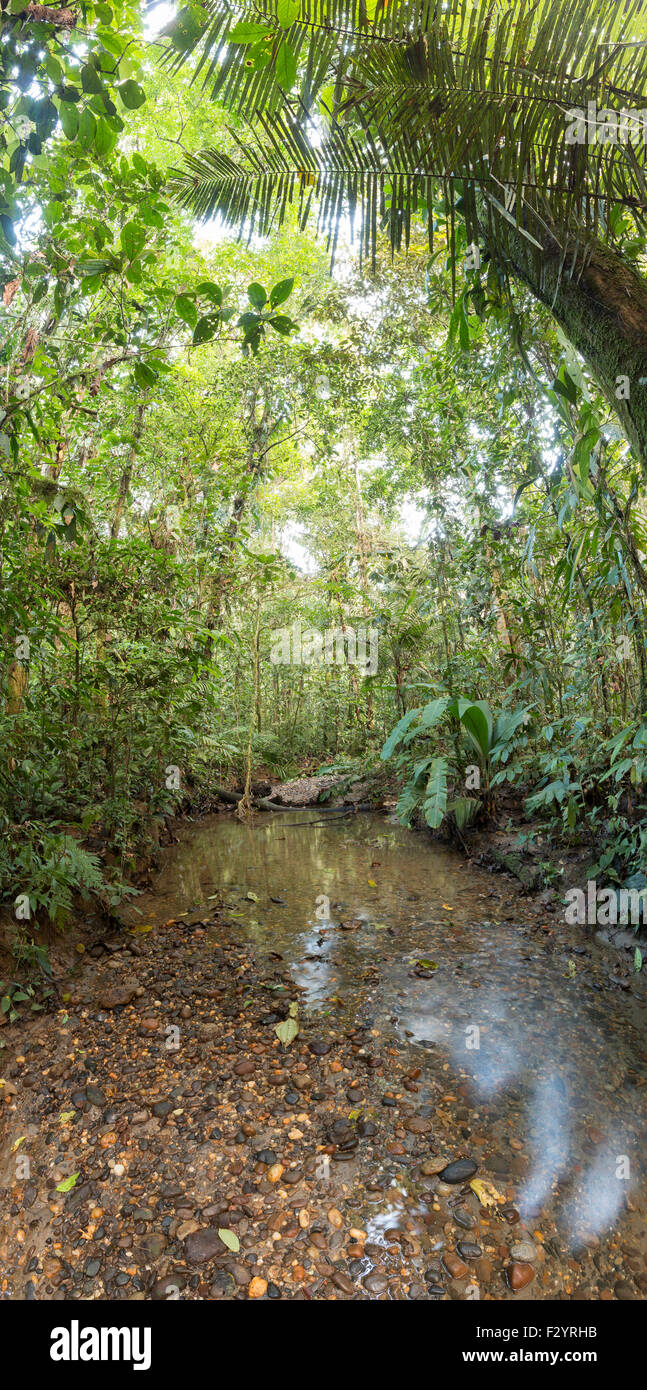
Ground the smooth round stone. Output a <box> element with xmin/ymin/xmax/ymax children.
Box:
<box><xmin>507</xmin><ymin>1261</ymin><xmax>535</xmax><ymax>1292</ymax></box>
<box><xmin>510</xmin><ymin>1241</ymin><xmax>537</xmax><ymax>1262</ymax></box>
<box><xmin>453</xmin><ymin>1207</ymin><xmax>475</xmax><ymax>1229</ymax></box>
<box><xmin>256</xmin><ymin>1149</ymin><xmax>277</xmax><ymax>1166</ymax></box>
<box><xmin>439</xmin><ymin>1158</ymin><xmax>478</xmax><ymax>1184</ymax></box>
<box><xmin>363</xmin><ymin>1273</ymin><xmax>388</xmax><ymax>1294</ymax></box>
<box><xmin>457</xmin><ymin>1241</ymin><xmax>482</xmax><ymax>1261</ymax></box>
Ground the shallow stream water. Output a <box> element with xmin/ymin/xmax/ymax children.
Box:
<box><xmin>127</xmin><ymin>810</ymin><xmax>647</xmax><ymax>1255</ymax></box>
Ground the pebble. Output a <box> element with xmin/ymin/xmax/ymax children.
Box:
<box><xmin>333</xmin><ymin>1272</ymin><xmax>355</xmax><ymax>1295</ymax></box>
<box><xmin>183</xmin><ymin>1229</ymin><xmax>223</xmax><ymax>1263</ymax></box>
<box><xmin>507</xmin><ymin>1262</ymin><xmax>535</xmax><ymax>1292</ymax></box>
<box><xmin>442</xmin><ymin>1251</ymin><xmax>469</xmax><ymax>1279</ymax></box>
<box><xmin>363</xmin><ymin>1273</ymin><xmax>388</xmax><ymax>1294</ymax></box>
<box><xmin>510</xmin><ymin>1241</ymin><xmax>537</xmax><ymax>1262</ymax></box>
<box><xmin>439</xmin><ymin>1158</ymin><xmax>478</xmax><ymax>1184</ymax></box>
<box><xmin>456</xmin><ymin>1241</ymin><xmax>482</xmax><ymax>1261</ymax></box>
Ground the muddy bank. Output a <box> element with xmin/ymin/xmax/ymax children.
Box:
<box><xmin>1</xmin><ymin>810</ymin><xmax>646</xmax><ymax>1301</ymax></box>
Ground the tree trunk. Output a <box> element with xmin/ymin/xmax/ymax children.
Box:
<box><xmin>484</xmin><ymin>208</ymin><xmax>647</xmax><ymax>467</ymax></box>
<box><xmin>111</xmin><ymin>401</ymin><xmax>147</xmax><ymax>540</ymax></box>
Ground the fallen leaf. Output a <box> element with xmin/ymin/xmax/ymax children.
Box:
<box><xmin>470</xmin><ymin>1177</ymin><xmax>504</xmax><ymax>1207</ymax></box>
<box><xmin>218</xmin><ymin>1228</ymin><xmax>240</xmax><ymax>1253</ymax></box>
<box><xmin>56</xmin><ymin>1171</ymin><xmax>80</xmax><ymax>1193</ymax></box>
<box><xmin>275</xmin><ymin>1016</ymin><xmax>298</xmax><ymax>1046</ymax></box>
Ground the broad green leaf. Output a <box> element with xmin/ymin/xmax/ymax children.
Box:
<box><xmin>275</xmin><ymin>1016</ymin><xmax>298</xmax><ymax>1045</ymax></box>
<box><xmin>275</xmin><ymin>39</ymin><xmax>297</xmax><ymax>90</ymax></box>
<box><xmin>268</xmin><ymin>314</ymin><xmax>297</xmax><ymax>335</ymax></box>
<box><xmin>269</xmin><ymin>276</ymin><xmax>294</xmax><ymax>307</ymax></box>
<box><xmin>81</xmin><ymin>64</ymin><xmax>105</xmax><ymax>96</ymax></box>
<box><xmin>276</xmin><ymin>0</ymin><xmax>300</xmax><ymax>26</ymax></box>
<box><xmin>121</xmin><ymin>221</ymin><xmax>146</xmax><ymax>262</ymax></box>
<box><xmin>228</xmin><ymin>22</ymin><xmax>271</xmax><ymax>43</ymax></box>
<box><xmin>175</xmin><ymin>294</ymin><xmax>198</xmax><ymax>328</ymax></box>
<box><xmin>118</xmin><ymin>80</ymin><xmax>146</xmax><ymax>110</ymax></box>
<box><xmin>247</xmin><ymin>282</ymin><xmax>267</xmax><ymax>309</ymax></box>
<box><xmin>59</xmin><ymin>104</ymin><xmax>79</xmax><ymax>141</ymax></box>
<box><xmin>77</xmin><ymin>108</ymin><xmax>96</xmax><ymax>150</ymax></box>
<box><xmin>423</xmin><ymin>757</ymin><xmax>448</xmax><ymax>828</ymax></box>
<box><xmin>381</xmin><ymin>706</ymin><xmax>421</xmax><ymax>760</ymax></box>
<box><xmin>193</xmin><ymin>314</ymin><xmax>219</xmax><ymax>345</ymax></box>
<box><xmin>460</xmin><ymin>702</ymin><xmax>491</xmax><ymax>761</ymax></box>
<box><xmin>95</xmin><ymin>118</ymin><xmax>116</xmax><ymax>158</ymax></box>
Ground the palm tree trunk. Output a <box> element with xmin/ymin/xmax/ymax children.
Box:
<box><xmin>484</xmin><ymin>207</ymin><xmax>647</xmax><ymax>468</ymax></box>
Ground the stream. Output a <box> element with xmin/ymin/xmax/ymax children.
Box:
<box><xmin>2</xmin><ymin>809</ymin><xmax>647</xmax><ymax>1300</ymax></box>
<box><xmin>127</xmin><ymin>810</ymin><xmax>647</xmax><ymax>1292</ymax></box>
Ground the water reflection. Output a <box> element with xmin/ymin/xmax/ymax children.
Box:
<box><xmin>128</xmin><ymin>810</ymin><xmax>647</xmax><ymax>1244</ymax></box>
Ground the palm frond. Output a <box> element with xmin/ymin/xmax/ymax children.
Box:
<box><xmin>166</xmin><ymin>0</ymin><xmax>647</xmax><ymax>266</ymax></box>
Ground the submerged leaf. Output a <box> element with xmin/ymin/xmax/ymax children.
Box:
<box><xmin>56</xmin><ymin>1170</ymin><xmax>80</xmax><ymax>1193</ymax></box>
<box><xmin>470</xmin><ymin>1177</ymin><xmax>504</xmax><ymax>1207</ymax></box>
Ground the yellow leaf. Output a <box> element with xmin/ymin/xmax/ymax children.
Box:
<box><xmin>470</xmin><ymin>1177</ymin><xmax>504</xmax><ymax>1207</ymax></box>
<box><xmin>442</xmin><ymin>903</ymin><xmax>454</xmax><ymax>910</ymax></box>
<box><xmin>368</xmin><ymin>879</ymin><xmax>376</xmax><ymax>887</ymax></box>
<box><xmin>10</xmin><ymin>1135</ymin><xmax>26</xmax><ymax>1153</ymax></box>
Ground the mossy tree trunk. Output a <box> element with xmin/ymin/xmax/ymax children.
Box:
<box><xmin>483</xmin><ymin>209</ymin><xmax>647</xmax><ymax>468</ymax></box>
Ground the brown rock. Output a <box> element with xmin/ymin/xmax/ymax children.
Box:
<box><xmin>184</xmin><ymin>1229</ymin><xmax>223</xmax><ymax>1263</ymax></box>
<box><xmin>404</xmin><ymin>1116</ymin><xmax>431</xmax><ymax>1134</ymax></box>
<box><xmin>442</xmin><ymin>1250</ymin><xmax>469</xmax><ymax>1279</ymax></box>
<box><xmin>507</xmin><ymin>1262</ymin><xmax>535</xmax><ymax>1292</ymax></box>
<box><xmin>333</xmin><ymin>1272</ymin><xmax>355</xmax><ymax>1294</ymax></box>
<box><xmin>99</xmin><ymin>985</ymin><xmax>138</xmax><ymax>1009</ymax></box>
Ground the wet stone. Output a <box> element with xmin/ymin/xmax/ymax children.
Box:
<box><xmin>510</xmin><ymin>1241</ymin><xmax>537</xmax><ymax>1262</ymax></box>
<box><xmin>184</xmin><ymin>1229</ymin><xmax>223</xmax><ymax>1264</ymax></box>
<box><xmin>439</xmin><ymin>1158</ymin><xmax>478</xmax><ymax>1184</ymax></box>
<box><xmin>507</xmin><ymin>1262</ymin><xmax>535</xmax><ymax>1292</ymax></box>
<box><xmin>456</xmin><ymin>1241</ymin><xmax>482</xmax><ymax>1261</ymax></box>
<box><xmin>363</xmin><ymin>1273</ymin><xmax>388</xmax><ymax>1295</ymax></box>
<box><xmin>453</xmin><ymin>1207</ymin><xmax>475</xmax><ymax>1230</ymax></box>
<box><xmin>85</xmin><ymin>1085</ymin><xmax>106</xmax><ymax>1108</ymax></box>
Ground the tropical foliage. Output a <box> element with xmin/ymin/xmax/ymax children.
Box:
<box><xmin>2</xmin><ymin>0</ymin><xmax>647</xmax><ymax>998</ymax></box>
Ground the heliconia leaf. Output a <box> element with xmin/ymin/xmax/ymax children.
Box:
<box><xmin>423</xmin><ymin>757</ymin><xmax>448</xmax><ymax>829</ymax></box>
